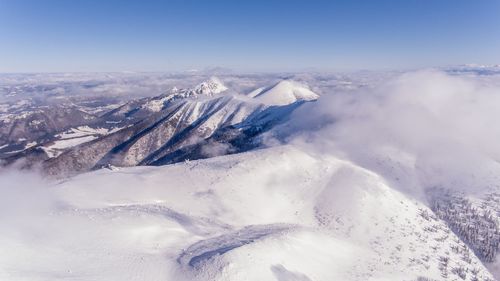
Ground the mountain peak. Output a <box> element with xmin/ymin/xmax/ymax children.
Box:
<box><xmin>253</xmin><ymin>79</ymin><xmax>319</xmax><ymax>106</ymax></box>
<box><xmin>194</xmin><ymin>76</ymin><xmax>228</xmax><ymax>95</ymax></box>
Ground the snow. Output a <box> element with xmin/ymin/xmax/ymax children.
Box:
<box><xmin>247</xmin><ymin>87</ymin><xmax>265</xmax><ymax>98</ymax></box>
<box><xmin>253</xmin><ymin>80</ymin><xmax>319</xmax><ymax>106</ymax></box>
<box><xmin>29</xmin><ymin>119</ymin><xmax>43</xmax><ymax>126</ymax></box>
<box><xmin>24</xmin><ymin>141</ymin><xmax>37</xmax><ymax>149</ymax></box>
<box><xmin>56</xmin><ymin>126</ymin><xmax>112</xmax><ymax>139</ymax></box>
<box><xmin>142</xmin><ymin>96</ymin><xmax>171</xmax><ymax>112</ymax></box>
<box><xmin>50</xmin><ymin>136</ymin><xmax>98</xmax><ymax>149</ymax></box>
<box><xmin>137</xmin><ymin>77</ymin><xmax>229</xmax><ymax>113</ymax></box>
<box><xmin>0</xmin><ymin>146</ymin><xmax>493</xmax><ymax>281</ymax></box>
<box><xmin>194</xmin><ymin>76</ymin><xmax>228</xmax><ymax>95</ymax></box>
<box><xmin>42</xmin><ymin>126</ymin><xmax>125</xmax><ymax>158</ymax></box>
<box><xmin>42</xmin><ymin>136</ymin><xmax>97</xmax><ymax>157</ymax></box>
<box><xmin>2</xmin><ymin>71</ymin><xmax>500</xmax><ymax>281</ymax></box>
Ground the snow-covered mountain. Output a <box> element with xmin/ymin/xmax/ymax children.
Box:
<box><xmin>105</xmin><ymin>76</ymin><xmax>229</xmax><ymax>118</ymax></box>
<box><xmin>3</xmin><ymin>71</ymin><xmax>500</xmax><ymax>281</ymax></box>
<box><xmin>191</xmin><ymin>76</ymin><xmax>228</xmax><ymax>95</ymax></box>
<box><xmin>252</xmin><ymin>79</ymin><xmax>319</xmax><ymax>106</ymax></box>
<box><xmin>2</xmin><ymin>77</ymin><xmax>318</xmax><ymax>176</ymax></box>
<box><xmin>0</xmin><ymin>105</ymin><xmax>101</xmax><ymax>155</ymax></box>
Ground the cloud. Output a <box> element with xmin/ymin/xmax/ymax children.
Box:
<box><xmin>0</xmin><ymin>167</ymin><xmax>192</xmax><ymax>280</ymax></box>
<box><xmin>200</xmin><ymin>141</ymin><xmax>235</xmax><ymax>158</ymax></box>
<box><xmin>282</xmin><ymin>70</ymin><xmax>500</xmax><ymax>198</ymax></box>
<box><xmin>0</xmin><ymin>168</ymin><xmax>55</xmax><ymax>223</ymax></box>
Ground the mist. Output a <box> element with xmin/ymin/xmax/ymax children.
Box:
<box><xmin>284</xmin><ymin>70</ymin><xmax>500</xmax><ymax>198</ymax></box>
<box><xmin>0</xmin><ymin>168</ymin><xmax>188</xmax><ymax>280</ymax></box>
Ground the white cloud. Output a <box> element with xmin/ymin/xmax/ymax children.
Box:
<box><xmin>283</xmin><ymin>70</ymin><xmax>500</xmax><ymax>198</ymax></box>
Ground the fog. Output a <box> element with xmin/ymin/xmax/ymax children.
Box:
<box><xmin>284</xmin><ymin>70</ymin><xmax>500</xmax><ymax>198</ymax></box>
<box><xmin>0</xmin><ymin>167</ymin><xmax>190</xmax><ymax>280</ymax></box>
<box><xmin>0</xmin><ymin>168</ymin><xmax>55</xmax><ymax>235</ymax></box>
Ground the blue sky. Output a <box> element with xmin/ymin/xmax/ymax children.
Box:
<box><xmin>1</xmin><ymin>0</ymin><xmax>499</xmax><ymax>72</ymax></box>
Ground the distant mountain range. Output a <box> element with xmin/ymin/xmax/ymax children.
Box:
<box><xmin>0</xmin><ymin>77</ymin><xmax>319</xmax><ymax>176</ymax></box>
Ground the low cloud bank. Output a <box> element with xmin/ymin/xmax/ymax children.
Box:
<box><xmin>0</xmin><ymin>168</ymin><xmax>55</xmax><ymax>225</ymax></box>
<box><xmin>284</xmin><ymin>70</ymin><xmax>500</xmax><ymax>197</ymax></box>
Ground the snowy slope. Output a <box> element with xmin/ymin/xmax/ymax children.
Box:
<box><xmin>253</xmin><ymin>80</ymin><xmax>319</xmax><ymax>106</ymax></box>
<box><xmin>41</xmin><ymin>126</ymin><xmax>126</xmax><ymax>158</ymax></box>
<box><xmin>4</xmin><ymin>70</ymin><xmax>500</xmax><ymax>281</ymax></box>
<box><xmin>192</xmin><ymin>76</ymin><xmax>228</xmax><ymax>95</ymax></box>
<box><xmin>108</xmin><ymin>77</ymin><xmax>229</xmax><ymax>118</ymax></box>
<box><xmin>0</xmin><ymin>146</ymin><xmax>494</xmax><ymax>281</ymax></box>
<box><xmin>35</xmin><ymin>79</ymin><xmax>318</xmax><ymax>175</ymax></box>
<box><xmin>3</xmin><ymin>77</ymin><xmax>322</xmax><ymax>175</ymax></box>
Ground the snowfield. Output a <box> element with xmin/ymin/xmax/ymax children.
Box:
<box><xmin>42</xmin><ymin>126</ymin><xmax>126</xmax><ymax>158</ymax></box>
<box><xmin>252</xmin><ymin>80</ymin><xmax>319</xmax><ymax>106</ymax></box>
<box><xmin>0</xmin><ymin>146</ymin><xmax>494</xmax><ymax>281</ymax></box>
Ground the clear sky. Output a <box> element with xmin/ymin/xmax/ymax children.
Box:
<box><xmin>1</xmin><ymin>0</ymin><xmax>499</xmax><ymax>72</ymax></box>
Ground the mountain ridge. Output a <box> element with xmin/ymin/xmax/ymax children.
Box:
<box><xmin>2</xmin><ymin>77</ymin><xmax>319</xmax><ymax>176</ymax></box>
